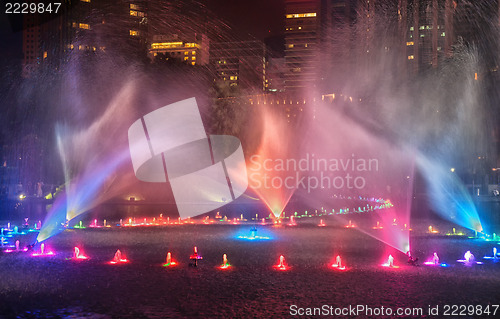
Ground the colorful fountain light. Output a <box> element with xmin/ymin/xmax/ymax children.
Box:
<box><xmin>274</xmin><ymin>255</ymin><xmax>289</xmax><ymax>271</ymax></box>
<box><xmin>483</xmin><ymin>247</ymin><xmax>500</xmax><ymax>260</ymax></box>
<box><xmin>446</xmin><ymin>227</ymin><xmax>466</xmax><ymax>236</ymax></box>
<box><xmin>288</xmin><ymin>216</ymin><xmax>297</xmax><ymax>226</ymax></box>
<box><xmin>318</xmin><ymin>219</ymin><xmax>326</xmax><ymax>227</ymax></box>
<box><xmin>457</xmin><ymin>250</ymin><xmax>483</xmax><ymax>265</ymax></box>
<box><xmin>424</xmin><ymin>252</ymin><xmax>449</xmax><ymax>267</ymax></box>
<box><xmin>109</xmin><ymin>249</ymin><xmax>128</xmax><ymax>264</ymax></box>
<box><xmin>71</xmin><ymin>246</ymin><xmax>89</xmax><ymax>260</ymax></box>
<box><xmin>236</xmin><ymin>227</ymin><xmax>271</xmax><ymax>240</ymax></box>
<box><xmin>331</xmin><ymin>255</ymin><xmax>347</xmax><ymax>271</ymax></box>
<box><xmin>163</xmin><ymin>252</ymin><xmax>176</xmax><ymax>267</ymax></box>
<box><xmin>428</xmin><ymin>226</ymin><xmax>439</xmax><ymax>234</ymax></box>
<box><xmin>381</xmin><ymin>254</ymin><xmax>399</xmax><ymax>268</ymax></box>
<box><xmin>219</xmin><ymin>254</ymin><xmax>231</xmax><ymax>269</ymax></box>
<box><xmin>31</xmin><ymin>243</ymin><xmax>55</xmax><ymax>257</ymax></box>
<box><xmin>372</xmin><ymin>221</ymin><xmax>383</xmax><ymax>230</ymax></box>
<box><xmin>190</xmin><ymin>246</ymin><xmax>203</xmax><ymax>267</ymax></box>
<box><xmin>344</xmin><ymin>220</ymin><xmax>356</xmax><ymax>228</ymax></box>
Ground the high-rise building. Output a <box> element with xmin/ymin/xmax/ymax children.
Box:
<box><xmin>149</xmin><ymin>33</ymin><xmax>209</xmax><ymax>66</ymax></box>
<box><xmin>22</xmin><ymin>0</ymin><xmax>210</xmax><ymax>76</ymax></box>
<box><xmin>399</xmin><ymin>0</ymin><xmax>455</xmax><ymax>75</ymax></box>
<box><xmin>284</xmin><ymin>0</ymin><xmax>321</xmax><ymax>92</ymax></box>
<box><xmin>210</xmin><ymin>41</ymin><xmax>266</xmax><ymax>92</ymax></box>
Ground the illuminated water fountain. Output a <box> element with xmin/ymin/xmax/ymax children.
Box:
<box><xmin>109</xmin><ymin>250</ymin><xmax>128</xmax><ymax>264</ymax></box>
<box><xmin>331</xmin><ymin>255</ymin><xmax>347</xmax><ymax>271</ymax></box>
<box><xmin>163</xmin><ymin>252</ymin><xmax>176</xmax><ymax>267</ymax></box>
<box><xmin>219</xmin><ymin>254</ymin><xmax>230</xmax><ymax>270</ymax></box>
<box><xmin>236</xmin><ymin>227</ymin><xmax>271</xmax><ymax>240</ymax></box>
<box><xmin>31</xmin><ymin>243</ymin><xmax>55</xmax><ymax>257</ymax></box>
<box><xmin>483</xmin><ymin>247</ymin><xmax>500</xmax><ymax>260</ymax></box>
<box><xmin>428</xmin><ymin>226</ymin><xmax>439</xmax><ymax>234</ymax></box>
<box><xmin>382</xmin><ymin>254</ymin><xmax>399</xmax><ymax>268</ymax></box>
<box><xmin>457</xmin><ymin>250</ymin><xmax>483</xmax><ymax>265</ymax></box>
<box><xmin>274</xmin><ymin>255</ymin><xmax>288</xmax><ymax>271</ymax></box>
<box><xmin>71</xmin><ymin>247</ymin><xmax>89</xmax><ymax>260</ymax></box>
<box><xmin>318</xmin><ymin>219</ymin><xmax>326</xmax><ymax>227</ymax></box>
<box><xmin>189</xmin><ymin>246</ymin><xmax>203</xmax><ymax>267</ymax></box>
<box><xmin>345</xmin><ymin>220</ymin><xmax>356</xmax><ymax>228</ymax></box>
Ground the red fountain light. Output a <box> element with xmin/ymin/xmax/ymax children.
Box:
<box><xmin>273</xmin><ymin>255</ymin><xmax>289</xmax><ymax>271</ymax></box>
<box><xmin>109</xmin><ymin>249</ymin><xmax>128</xmax><ymax>264</ymax></box>
<box><xmin>344</xmin><ymin>220</ymin><xmax>356</xmax><ymax>228</ymax></box>
<box><xmin>72</xmin><ymin>246</ymin><xmax>88</xmax><ymax>260</ymax></box>
<box><xmin>318</xmin><ymin>219</ymin><xmax>326</xmax><ymax>227</ymax></box>
<box><xmin>219</xmin><ymin>253</ymin><xmax>231</xmax><ymax>270</ymax></box>
<box><xmin>163</xmin><ymin>252</ymin><xmax>177</xmax><ymax>267</ymax></box>
<box><xmin>331</xmin><ymin>255</ymin><xmax>347</xmax><ymax>271</ymax></box>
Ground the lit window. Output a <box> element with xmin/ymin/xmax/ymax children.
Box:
<box><xmin>406</xmin><ymin>41</ymin><xmax>414</xmax><ymax>46</ymax></box>
<box><xmin>184</xmin><ymin>51</ymin><xmax>188</xmax><ymax>55</ymax></box>
<box><xmin>151</xmin><ymin>42</ymin><xmax>183</xmax><ymax>49</ymax></box>
<box><xmin>286</xmin><ymin>13</ymin><xmax>316</xmax><ymax>19</ymax></box>
<box><xmin>72</xmin><ymin>22</ymin><xmax>77</xmax><ymax>28</ymax></box>
<box><xmin>79</xmin><ymin>23</ymin><xmax>90</xmax><ymax>30</ymax></box>
<box><xmin>130</xmin><ymin>10</ymin><xmax>145</xmax><ymax>17</ymax></box>
<box><xmin>192</xmin><ymin>56</ymin><xmax>196</xmax><ymax>60</ymax></box>
<box><xmin>419</xmin><ymin>26</ymin><xmax>425</xmax><ymax>30</ymax></box>
<box><xmin>191</xmin><ymin>62</ymin><xmax>196</xmax><ymax>66</ymax></box>
<box><xmin>184</xmin><ymin>57</ymin><xmax>188</xmax><ymax>61</ymax></box>
<box><xmin>420</xmin><ymin>34</ymin><xmax>425</xmax><ymax>37</ymax></box>
<box><xmin>130</xmin><ymin>4</ymin><xmax>139</xmax><ymax>10</ymax></box>
<box><xmin>192</xmin><ymin>50</ymin><xmax>196</xmax><ymax>55</ymax></box>
<box><xmin>441</xmin><ymin>32</ymin><xmax>445</xmax><ymax>37</ymax></box>
<box><xmin>408</xmin><ymin>55</ymin><xmax>414</xmax><ymax>60</ymax></box>
<box><xmin>43</xmin><ymin>51</ymin><xmax>47</xmax><ymax>59</ymax></box>
<box><xmin>410</xmin><ymin>26</ymin><xmax>414</xmax><ymax>31</ymax></box>
<box><xmin>81</xmin><ymin>0</ymin><xmax>90</xmax><ymax>2</ymax></box>
<box><xmin>288</xmin><ymin>44</ymin><xmax>294</xmax><ymax>48</ymax></box>
<box><xmin>298</xmin><ymin>26</ymin><xmax>302</xmax><ymax>30</ymax></box>
<box><xmin>130</xmin><ymin>30</ymin><xmax>139</xmax><ymax>36</ymax></box>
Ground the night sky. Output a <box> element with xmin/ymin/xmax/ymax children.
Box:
<box><xmin>206</xmin><ymin>0</ymin><xmax>285</xmax><ymax>39</ymax></box>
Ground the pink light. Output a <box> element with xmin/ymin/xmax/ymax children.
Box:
<box><xmin>318</xmin><ymin>219</ymin><xmax>326</xmax><ymax>227</ymax></box>
<box><xmin>261</xmin><ymin>218</ymin><xmax>266</xmax><ymax>225</ymax></box>
<box><xmin>31</xmin><ymin>243</ymin><xmax>55</xmax><ymax>257</ymax></box>
<box><xmin>72</xmin><ymin>247</ymin><xmax>88</xmax><ymax>260</ymax></box>
<box><xmin>109</xmin><ymin>249</ymin><xmax>128</xmax><ymax>264</ymax></box>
